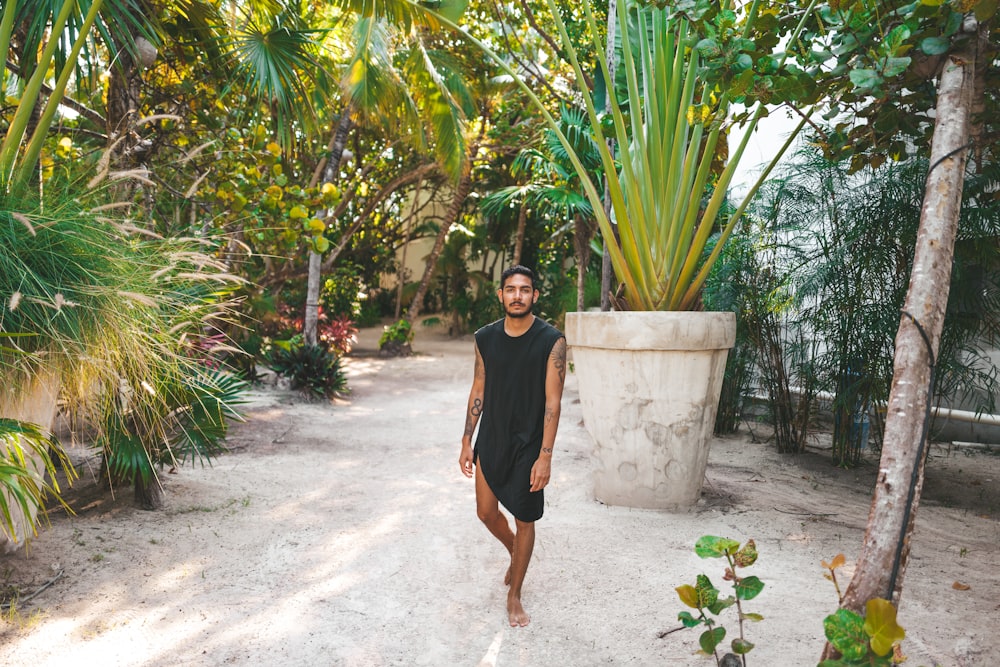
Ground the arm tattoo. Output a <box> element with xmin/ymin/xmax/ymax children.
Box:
<box><xmin>550</xmin><ymin>338</ymin><xmax>567</xmax><ymax>383</ymax></box>
<box><xmin>544</xmin><ymin>406</ymin><xmax>556</xmax><ymax>425</ymax></box>
<box><xmin>464</xmin><ymin>398</ymin><xmax>482</xmax><ymax>438</ymax></box>
<box><xmin>541</xmin><ymin>447</ymin><xmax>552</xmax><ymax>454</ymax></box>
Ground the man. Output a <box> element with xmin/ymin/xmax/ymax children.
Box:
<box><xmin>459</xmin><ymin>265</ymin><xmax>567</xmax><ymax>627</ymax></box>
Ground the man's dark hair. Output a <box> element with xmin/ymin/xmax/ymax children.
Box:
<box><xmin>500</xmin><ymin>265</ymin><xmax>536</xmax><ymax>289</ymax></box>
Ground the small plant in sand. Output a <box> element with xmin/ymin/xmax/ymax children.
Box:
<box><xmin>378</xmin><ymin>319</ymin><xmax>414</xmax><ymax>357</ymax></box>
<box><xmin>820</xmin><ymin>555</ymin><xmax>906</xmax><ymax>666</ymax></box>
<box><xmin>675</xmin><ymin>535</ymin><xmax>764</xmax><ymax>666</ymax></box>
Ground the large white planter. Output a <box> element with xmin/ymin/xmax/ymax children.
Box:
<box><xmin>565</xmin><ymin>311</ymin><xmax>735</xmax><ymax>509</ymax></box>
<box><xmin>0</xmin><ymin>371</ymin><xmax>62</xmax><ymax>554</ymax></box>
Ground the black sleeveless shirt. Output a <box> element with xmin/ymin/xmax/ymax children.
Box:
<box><xmin>474</xmin><ymin>316</ymin><xmax>564</xmax><ymax>522</ymax></box>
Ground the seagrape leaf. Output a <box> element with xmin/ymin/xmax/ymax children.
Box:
<box><xmin>734</xmin><ymin>539</ymin><xmax>758</xmax><ymax>567</ymax></box>
<box><xmin>824</xmin><ymin>608</ymin><xmax>868</xmax><ymax>662</ymax></box>
<box><xmin>696</xmin><ymin>574</ymin><xmax>719</xmax><ymax>608</ymax></box>
<box><xmin>699</xmin><ymin>627</ymin><xmax>726</xmax><ymax>654</ymax></box>
<box><xmin>864</xmin><ymin>598</ymin><xmax>906</xmax><ymax>657</ymax></box>
<box><xmin>678</xmin><ymin>611</ymin><xmax>702</xmax><ymax>627</ymax></box>
<box><xmin>731</xmin><ymin>638</ymin><xmax>755</xmax><ymax>655</ymax></box>
<box><xmin>920</xmin><ymin>36</ymin><xmax>951</xmax><ymax>55</ymax></box>
<box><xmin>849</xmin><ymin>68</ymin><xmax>882</xmax><ymax>90</ymax></box>
<box><xmin>695</xmin><ymin>536</ymin><xmax>741</xmax><ymax>558</ymax></box>
<box><xmin>881</xmin><ymin>56</ymin><xmax>911</xmax><ymax>78</ymax></box>
<box><xmin>735</xmin><ymin>575</ymin><xmax>765</xmax><ymax>601</ymax></box>
<box><xmin>677</xmin><ymin>584</ymin><xmax>700</xmax><ymax>609</ymax></box>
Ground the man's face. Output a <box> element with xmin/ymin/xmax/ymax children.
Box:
<box><xmin>498</xmin><ymin>274</ymin><xmax>537</xmax><ymax>319</ymax></box>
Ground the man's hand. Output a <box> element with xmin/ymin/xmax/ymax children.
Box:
<box><xmin>459</xmin><ymin>442</ymin><xmax>474</xmax><ymax>478</ymax></box>
<box><xmin>529</xmin><ymin>457</ymin><xmax>551</xmax><ymax>492</ymax></box>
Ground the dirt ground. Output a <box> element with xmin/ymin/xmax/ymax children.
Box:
<box><xmin>1</xmin><ymin>325</ymin><xmax>999</xmax><ymax>667</ymax></box>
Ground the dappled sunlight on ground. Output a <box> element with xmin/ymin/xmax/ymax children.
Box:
<box><xmin>2</xmin><ymin>330</ymin><xmax>998</xmax><ymax>666</ymax></box>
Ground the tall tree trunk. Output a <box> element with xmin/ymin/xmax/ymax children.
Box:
<box><xmin>406</xmin><ymin>166</ymin><xmax>473</xmax><ymax>322</ymax></box>
<box><xmin>574</xmin><ymin>214</ymin><xmax>595</xmax><ymax>311</ymax></box>
<box><xmin>304</xmin><ymin>109</ymin><xmax>353</xmax><ymax>347</ymax></box>
<box><xmin>512</xmin><ymin>201</ymin><xmax>527</xmax><ymax>265</ymax></box>
<box><xmin>823</xmin><ymin>19</ymin><xmax>979</xmax><ymax>658</ymax></box>
<box><xmin>106</xmin><ymin>32</ymin><xmax>155</xmax><ymax>203</ymax></box>
<box><xmin>395</xmin><ymin>175</ymin><xmax>427</xmax><ymax>319</ymax></box>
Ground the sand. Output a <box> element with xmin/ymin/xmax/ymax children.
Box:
<box><xmin>1</xmin><ymin>326</ymin><xmax>998</xmax><ymax>667</ymax></box>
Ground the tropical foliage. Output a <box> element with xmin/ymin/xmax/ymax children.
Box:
<box><xmin>0</xmin><ymin>418</ymin><xmax>75</xmax><ymax>543</ymax></box>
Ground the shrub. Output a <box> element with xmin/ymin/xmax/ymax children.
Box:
<box><xmin>379</xmin><ymin>319</ymin><xmax>413</xmax><ymax>348</ymax></box>
<box><xmin>267</xmin><ymin>342</ymin><xmax>347</xmax><ymax>398</ymax></box>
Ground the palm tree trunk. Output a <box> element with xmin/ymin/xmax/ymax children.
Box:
<box><xmin>406</xmin><ymin>167</ymin><xmax>473</xmax><ymax>322</ymax></box>
<box><xmin>573</xmin><ymin>214</ymin><xmax>594</xmax><ymax>311</ymax></box>
<box><xmin>513</xmin><ymin>202</ymin><xmax>527</xmax><ymax>265</ymax></box>
<box><xmin>824</xmin><ymin>20</ymin><xmax>979</xmax><ymax>658</ymax></box>
<box><xmin>304</xmin><ymin>109</ymin><xmax>353</xmax><ymax>347</ymax></box>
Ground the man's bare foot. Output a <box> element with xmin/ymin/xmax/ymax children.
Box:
<box><xmin>507</xmin><ymin>594</ymin><xmax>530</xmax><ymax>627</ymax></box>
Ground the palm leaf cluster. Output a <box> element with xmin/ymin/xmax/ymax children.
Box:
<box><xmin>0</xmin><ymin>418</ymin><xmax>75</xmax><ymax>544</ymax></box>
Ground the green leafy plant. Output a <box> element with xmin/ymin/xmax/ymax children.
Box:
<box><xmin>97</xmin><ymin>361</ymin><xmax>248</xmax><ymax>509</ymax></box>
<box><xmin>676</xmin><ymin>536</ymin><xmax>764</xmax><ymax>665</ymax></box>
<box><xmin>421</xmin><ymin>0</ymin><xmax>816</xmax><ymax>311</ymax></box>
<box><xmin>0</xmin><ymin>418</ymin><xmax>75</xmax><ymax>542</ymax></box>
<box><xmin>379</xmin><ymin>319</ymin><xmax>413</xmax><ymax>348</ymax></box>
<box><xmin>820</xmin><ymin>555</ymin><xmax>906</xmax><ymax>666</ymax></box>
<box><xmin>267</xmin><ymin>342</ymin><xmax>347</xmax><ymax>398</ymax></box>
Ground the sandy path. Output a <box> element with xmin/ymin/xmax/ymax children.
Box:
<box><xmin>1</xmin><ymin>326</ymin><xmax>998</xmax><ymax>666</ymax></box>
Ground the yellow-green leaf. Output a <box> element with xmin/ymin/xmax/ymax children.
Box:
<box><xmin>312</xmin><ymin>235</ymin><xmax>330</xmax><ymax>253</ymax></box>
<box><xmin>864</xmin><ymin>598</ymin><xmax>905</xmax><ymax>657</ymax></box>
<box><xmin>676</xmin><ymin>584</ymin><xmax>700</xmax><ymax>608</ymax></box>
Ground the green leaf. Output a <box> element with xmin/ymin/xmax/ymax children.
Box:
<box><xmin>730</xmin><ymin>69</ymin><xmax>755</xmax><ymax>97</ymax></box>
<box><xmin>312</xmin><ymin>235</ymin><xmax>330</xmax><ymax>253</ymax></box>
<box><xmin>864</xmin><ymin>599</ymin><xmax>906</xmax><ymax>657</ymax></box>
<box><xmin>742</xmin><ymin>612</ymin><xmax>765</xmax><ymax>622</ymax></box>
<box><xmin>920</xmin><ymin>36</ymin><xmax>951</xmax><ymax>55</ymax></box>
<box><xmin>694</xmin><ymin>536</ymin><xmax>741</xmax><ymax>558</ymax></box>
<box><xmin>919</xmin><ymin>0</ymin><xmax>945</xmax><ymax>5</ymax></box>
<box><xmin>678</xmin><ymin>611</ymin><xmax>703</xmax><ymax>628</ymax></box>
<box><xmin>735</xmin><ymin>576</ymin><xmax>765</xmax><ymax>600</ymax></box>
<box><xmin>696</xmin><ymin>38</ymin><xmax>721</xmax><ymax>58</ymax></box>
<box><xmin>731</xmin><ymin>638</ymin><xmax>755</xmax><ymax>654</ymax></box>
<box><xmin>824</xmin><ymin>609</ymin><xmax>869</xmax><ymax>662</ymax></box>
<box><xmin>707</xmin><ymin>595</ymin><xmax>735</xmax><ymax>615</ymax></box>
<box><xmin>435</xmin><ymin>0</ymin><xmax>469</xmax><ymax>22</ymax></box>
<box><xmin>733</xmin><ymin>53</ymin><xmax>753</xmax><ymax>72</ymax></box>
<box><xmin>881</xmin><ymin>56</ymin><xmax>911</xmax><ymax>78</ymax></box>
<box><xmin>884</xmin><ymin>24</ymin><xmax>911</xmax><ymax>52</ymax></box>
<box><xmin>849</xmin><ymin>68</ymin><xmax>882</xmax><ymax>90</ymax></box>
<box><xmin>974</xmin><ymin>0</ymin><xmax>998</xmax><ymax>21</ymax></box>
<box><xmin>699</xmin><ymin>627</ymin><xmax>726</xmax><ymax>654</ymax></box>
<box><xmin>695</xmin><ymin>574</ymin><xmax>720</xmax><ymax>608</ymax></box>
<box><xmin>676</xmin><ymin>584</ymin><xmax>700</xmax><ymax>609</ymax></box>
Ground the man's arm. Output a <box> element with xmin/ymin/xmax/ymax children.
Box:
<box><xmin>530</xmin><ymin>336</ymin><xmax>567</xmax><ymax>492</ymax></box>
<box><xmin>459</xmin><ymin>342</ymin><xmax>486</xmax><ymax>478</ymax></box>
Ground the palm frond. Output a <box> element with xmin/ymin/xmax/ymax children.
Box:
<box><xmin>0</xmin><ymin>418</ymin><xmax>75</xmax><ymax>542</ymax></box>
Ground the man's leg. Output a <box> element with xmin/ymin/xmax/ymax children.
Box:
<box><xmin>507</xmin><ymin>518</ymin><xmax>535</xmax><ymax>627</ymax></box>
<box><xmin>475</xmin><ymin>464</ymin><xmax>515</xmax><ymax>583</ymax></box>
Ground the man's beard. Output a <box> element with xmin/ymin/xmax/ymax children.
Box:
<box><xmin>504</xmin><ymin>301</ymin><xmax>533</xmax><ymax>318</ymax></box>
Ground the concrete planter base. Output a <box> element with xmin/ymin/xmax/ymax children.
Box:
<box><xmin>565</xmin><ymin>311</ymin><xmax>735</xmax><ymax>509</ymax></box>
